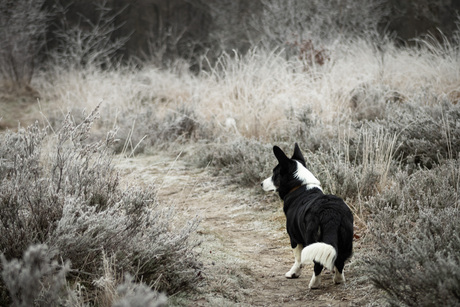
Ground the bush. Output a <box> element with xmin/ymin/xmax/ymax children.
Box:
<box><xmin>366</xmin><ymin>160</ymin><xmax>460</xmax><ymax>306</ymax></box>
<box><xmin>369</xmin><ymin>206</ymin><xmax>460</xmax><ymax>307</ymax></box>
<box><xmin>113</xmin><ymin>275</ymin><xmax>167</xmax><ymax>307</ymax></box>
<box><xmin>369</xmin><ymin>100</ymin><xmax>460</xmax><ymax>169</ymax></box>
<box><xmin>196</xmin><ymin>138</ymin><xmax>273</xmax><ymax>186</ymax></box>
<box><xmin>1</xmin><ymin>244</ymin><xmax>69</xmax><ymax>307</ymax></box>
<box><xmin>1</xmin><ymin>245</ymin><xmax>167</xmax><ymax>307</ymax></box>
<box><xmin>349</xmin><ymin>83</ymin><xmax>403</xmax><ymax>122</ymax></box>
<box><xmin>0</xmin><ymin>107</ymin><xmax>201</xmax><ymax>304</ymax></box>
<box><xmin>113</xmin><ymin>104</ymin><xmax>204</xmax><ymax>156</ymax></box>
<box><xmin>296</xmin><ymin>124</ymin><xmax>398</xmax><ymax>203</ymax></box>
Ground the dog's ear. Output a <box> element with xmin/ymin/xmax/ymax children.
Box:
<box><xmin>273</xmin><ymin>146</ymin><xmax>290</xmax><ymax>166</ymax></box>
<box><xmin>292</xmin><ymin>143</ymin><xmax>306</xmax><ymax>165</ymax></box>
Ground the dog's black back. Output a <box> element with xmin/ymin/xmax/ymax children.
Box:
<box><xmin>284</xmin><ymin>186</ymin><xmax>353</xmax><ymax>268</ymax></box>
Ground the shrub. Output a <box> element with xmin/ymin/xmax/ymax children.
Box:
<box><xmin>196</xmin><ymin>138</ymin><xmax>273</xmax><ymax>186</ymax></box>
<box><xmin>307</xmin><ymin>149</ymin><xmax>362</xmax><ymax>201</ymax></box>
<box><xmin>1</xmin><ymin>246</ymin><xmax>167</xmax><ymax>307</ymax></box>
<box><xmin>349</xmin><ymin>83</ymin><xmax>403</xmax><ymax>122</ymax></box>
<box><xmin>301</xmin><ymin>125</ymin><xmax>398</xmax><ymax>203</ymax></box>
<box><xmin>369</xmin><ymin>100</ymin><xmax>460</xmax><ymax>169</ymax></box>
<box><xmin>113</xmin><ymin>275</ymin><xmax>167</xmax><ymax>307</ymax></box>
<box><xmin>1</xmin><ymin>244</ymin><xmax>69</xmax><ymax>307</ymax></box>
<box><xmin>113</xmin><ymin>104</ymin><xmax>204</xmax><ymax>155</ymax></box>
<box><xmin>156</xmin><ymin>105</ymin><xmax>202</xmax><ymax>143</ymax></box>
<box><xmin>366</xmin><ymin>160</ymin><xmax>460</xmax><ymax>306</ymax></box>
<box><xmin>369</xmin><ymin>206</ymin><xmax>460</xmax><ymax>307</ymax></box>
<box><xmin>0</xmin><ymin>107</ymin><xmax>201</xmax><ymax>304</ymax></box>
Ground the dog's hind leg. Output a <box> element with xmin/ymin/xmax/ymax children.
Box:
<box><xmin>309</xmin><ymin>261</ymin><xmax>323</xmax><ymax>289</ymax></box>
<box><xmin>333</xmin><ymin>260</ymin><xmax>346</xmax><ymax>284</ymax></box>
<box><xmin>285</xmin><ymin>244</ymin><xmax>303</xmax><ymax>278</ymax></box>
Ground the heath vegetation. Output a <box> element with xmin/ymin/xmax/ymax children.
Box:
<box><xmin>1</xmin><ymin>0</ymin><xmax>460</xmax><ymax>306</ymax></box>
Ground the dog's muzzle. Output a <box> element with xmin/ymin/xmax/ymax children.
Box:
<box><xmin>261</xmin><ymin>177</ymin><xmax>276</xmax><ymax>192</ymax></box>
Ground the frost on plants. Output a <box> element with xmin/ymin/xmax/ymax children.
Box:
<box><xmin>1</xmin><ymin>244</ymin><xmax>69</xmax><ymax>307</ymax></box>
<box><xmin>0</xmin><ymin>107</ymin><xmax>201</xmax><ymax>304</ymax></box>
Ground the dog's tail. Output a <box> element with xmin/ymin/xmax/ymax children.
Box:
<box><xmin>301</xmin><ymin>243</ymin><xmax>336</xmax><ymax>271</ymax></box>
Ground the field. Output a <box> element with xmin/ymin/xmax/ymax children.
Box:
<box><xmin>1</xmin><ymin>4</ymin><xmax>460</xmax><ymax>305</ymax></box>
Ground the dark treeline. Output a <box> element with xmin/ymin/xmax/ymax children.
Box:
<box><xmin>383</xmin><ymin>0</ymin><xmax>460</xmax><ymax>40</ymax></box>
<box><xmin>43</xmin><ymin>0</ymin><xmax>262</xmax><ymax>69</ymax></box>
<box><xmin>45</xmin><ymin>0</ymin><xmax>460</xmax><ymax>63</ymax></box>
<box><xmin>1</xmin><ymin>0</ymin><xmax>460</xmax><ymax>90</ymax></box>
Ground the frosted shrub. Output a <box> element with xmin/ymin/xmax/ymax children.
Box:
<box><xmin>1</xmin><ymin>244</ymin><xmax>69</xmax><ymax>307</ymax></box>
<box><xmin>369</xmin><ymin>206</ymin><xmax>460</xmax><ymax>306</ymax></box>
<box><xmin>197</xmin><ymin>138</ymin><xmax>273</xmax><ymax>186</ymax></box>
<box><xmin>366</xmin><ymin>160</ymin><xmax>460</xmax><ymax>306</ymax></box>
<box><xmin>306</xmin><ymin>126</ymin><xmax>398</xmax><ymax>202</ymax></box>
<box><xmin>0</xmin><ymin>107</ymin><xmax>201</xmax><ymax>304</ymax></box>
<box><xmin>0</xmin><ymin>107</ymin><xmax>118</xmax><ymax>261</ymax></box>
<box><xmin>113</xmin><ymin>275</ymin><xmax>167</xmax><ymax>307</ymax></box>
<box><xmin>112</xmin><ymin>104</ymin><xmax>205</xmax><ymax>156</ymax></box>
<box><xmin>369</xmin><ymin>101</ymin><xmax>460</xmax><ymax>169</ymax></box>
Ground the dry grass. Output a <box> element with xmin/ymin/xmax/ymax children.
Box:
<box><xmin>28</xmin><ymin>35</ymin><xmax>459</xmax><ymax>147</ymax></box>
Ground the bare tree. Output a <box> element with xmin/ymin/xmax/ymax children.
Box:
<box><xmin>0</xmin><ymin>0</ymin><xmax>47</xmax><ymax>90</ymax></box>
<box><xmin>49</xmin><ymin>1</ymin><xmax>130</xmax><ymax>70</ymax></box>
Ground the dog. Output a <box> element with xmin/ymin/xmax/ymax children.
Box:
<box><xmin>262</xmin><ymin>143</ymin><xmax>353</xmax><ymax>289</ymax></box>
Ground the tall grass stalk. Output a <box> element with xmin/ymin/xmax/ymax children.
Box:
<box><xmin>360</xmin><ymin>128</ymin><xmax>398</xmax><ymax>194</ymax></box>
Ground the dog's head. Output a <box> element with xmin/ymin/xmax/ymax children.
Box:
<box><xmin>261</xmin><ymin>143</ymin><xmax>321</xmax><ymax>199</ymax></box>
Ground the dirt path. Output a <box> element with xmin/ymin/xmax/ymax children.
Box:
<box><xmin>115</xmin><ymin>153</ymin><xmax>377</xmax><ymax>306</ymax></box>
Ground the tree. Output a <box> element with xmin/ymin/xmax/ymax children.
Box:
<box><xmin>0</xmin><ymin>0</ymin><xmax>47</xmax><ymax>91</ymax></box>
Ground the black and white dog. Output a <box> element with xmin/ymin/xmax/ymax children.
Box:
<box><xmin>262</xmin><ymin>143</ymin><xmax>353</xmax><ymax>289</ymax></box>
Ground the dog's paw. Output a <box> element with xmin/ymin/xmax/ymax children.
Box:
<box><xmin>285</xmin><ymin>271</ymin><xmax>300</xmax><ymax>279</ymax></box>
<box><xmin>285</xmin><ymin>264</ymin><xmax>302</xmax><ymax>279</ymax></box>
<box><xmin>333</xmin><ymin>270</ymin><xmax>345</xmax><ymax>284</ymax></box>
<box><xmin>309</xmin><ymin>275</ymin><xmax>321</xmax><ymax>289</ymax></box>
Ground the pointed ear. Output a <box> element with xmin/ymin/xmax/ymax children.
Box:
<box><xmin>273</xmin><ymin>146</ymin><xmax>290</xmax><ymax>166</ymax></box>
<box><xmin>292</xmin><ymin>143</ymin><xmax>306</xmax><ymax>164</ymax></box>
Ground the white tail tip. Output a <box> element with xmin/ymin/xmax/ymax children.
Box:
<box><xmin>301</xmin><ymin>242</ymin><xmax>336</xmax><ymax>271</ymax></box>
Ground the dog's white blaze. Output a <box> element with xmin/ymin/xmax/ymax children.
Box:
<box><xmin>294</xmin><ymin>161</ymin><xmax>322</xmax><ymax>191</ymax></box>
<box><xmin>262</xmin><ymin>177</ymin><xmax>276</xmax><ymax>192</ymax></box>
<box><xmin>301</xmin><ymin>242</ymin><xmax>336</xmax><ymax>271</ymax></box>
